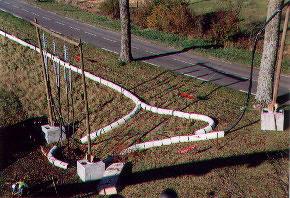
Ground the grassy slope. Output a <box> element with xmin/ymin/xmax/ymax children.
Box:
<box><xmin>0</xmin><ymin>11</ymin><xmax>289</xmax><ymax>197</ymax></box>
<box><xmin>25</xmin><ymin>0</ymin><xmax>290</xmax><ymax>73</ymax></box>
<box><xmin>0</xmin><ymin>88</ymin><xmax>26</xmax><ymax>127</ymax></box>
<box><xmin>189</xmin><ymin>0</ymin><xmax>268</xmax><ymax>26</ymax></box>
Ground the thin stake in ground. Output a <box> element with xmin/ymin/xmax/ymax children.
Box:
<box><xmin>34</xmin><ymin>18</ymin><xmax>54</xmax><ymax>126</ymax></box>
<box><xmin>79</xmin><ymin>40</ymin><xmax>93</xmax><ymax>162</ymax></box>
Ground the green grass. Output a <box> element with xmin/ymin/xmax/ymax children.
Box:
<box><xmin>0</xmin><ymin>88</ymin><xmax>26</xmax><ymax>127</ymax></box>
<box><xmin>0</xmin><ymin>10</ymin><xmax>289</xmax><ymax>198</ymax></box>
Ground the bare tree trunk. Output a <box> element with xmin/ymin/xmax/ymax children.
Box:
<box><xmin>255</xmin><ymin>0</ymin><xmax>283</xmax><ymax>104</ymax></box>
<box><xmin>119</xmin><ymin>0</ymin><xmax>132</xmax><ymax>63</ymax></box>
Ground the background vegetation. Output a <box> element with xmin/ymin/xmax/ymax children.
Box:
<box><xmin>27</xmin><ymin>0</ymin><xmax>290</xmax><ymax>73</ymax></box>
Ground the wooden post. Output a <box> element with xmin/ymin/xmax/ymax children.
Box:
<box><xmin>79</xmin><ymin>40</ymin><xmax>92</xmax><ymax>161</ymax></box>
<box><xmin>269</xmin><ymin>5</ymin><xmax>290</xmax><ymax>111</ymax></box>
<box><xmin>35</xmin><ymin>18</ymin><xmax>54</xmax><ymax>126</ymax></box>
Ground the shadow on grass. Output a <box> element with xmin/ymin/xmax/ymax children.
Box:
<box><xmin>198</xmin><ymin>80</ymin><xmax>246</xmax><ymax>101</ymax></box>
<box><xmin>133</xmin><ymin>57</ymin><xmax>247</xmax><ymax>100</ymax></box>
<box><xmin>161</xmin><ymin>188</ymin><xmax>178</xmax><ymax>198</ymax></box>
<box><xmin>122</xmin><ymin>149</ymin><xmax>288</xmax><ymax>186</ymax></box>
<box><xmin>129</xmin><ymin>63</ymin><xmax>203</xmax><ymax>96</ymax></box>
<box><xmin>0</xmin><ymin>116</ymin><xmax>47</xmax><ymax>170</ymax></box>
<box><xmin>0</xmin><ymin>116</ymin><xmax>82</xmax><ymax>170</ymax></box>
<box><xmin>189</xmin><ymin>0</ymin><xmax>211</xmax><ymax>5</ymax></box>
<box><xmin>37</xmin><ymin>0</ymin><xmax>54</xmax><ymax>2</ymax></box>
<box><xmin>227</xmin><ymin>119</ymin><xmax>260</xmax><ymax>134</ymax></box>
<box><xmin>31</xmin><ymin>149</ymin><xmax>287</xmax><ymax>197</ymax></box>
<box><xmin>30</xmin><ymin>162</ymin><xmax>133</xmax><ymax>197</ymax></box>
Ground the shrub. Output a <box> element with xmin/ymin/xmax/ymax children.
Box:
<box><xmin>210</xmin><ymin>11</ymin><xmax>240</xmax><ymax>43</ymax></box>
<box><xmin>170</xmin><ymin>3</ymin><xmax>194</xmax><ymax>35</ymax></box>
<box><xmin>195</xmin><ymin>10</ymin><xmax>240</xmax><ymax>43</ymax></box>
<box><xmin>132</xmin><ymin>0</ymin><xmax>155</xmax><ymax>28</ymax></box>
<box><xmin>146</xmin><ymin>4</ymin><xmax>171</xmax><ymax>31</ymax></box>
<box><xmin>145</xmin><ymin>0</ymin><xmax>194</xmax><ymax>35</ymax></box>
<box><xmin>99</xmin><ymin>0</ymin><xmax>120</xmax><ymax>19</ymax></box>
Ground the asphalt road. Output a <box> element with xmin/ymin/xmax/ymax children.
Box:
<box><xmin>0</xmin><ymin>0</ymin><xmax>289</xmax><ymax>103</ymax></box>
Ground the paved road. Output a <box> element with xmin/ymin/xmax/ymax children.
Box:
<box><xmin>0</xmin><ymin>0</ymin><xmax>289</xmax><ymax>103</ymax></box>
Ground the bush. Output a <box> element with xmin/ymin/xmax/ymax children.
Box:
<box><xmin>99</xmin><ymin>0</ymin><xmax>120</xmax><ymax>19</ymax></box>
<box><xmin>133</xmin><ymin>0</ymin><xmax>241</xmax><ymax>44</ymax></box>
<box><xmin>170</xmin><ymin>3</ymin><xmax>194</xmax><ymax>35</ymax></box>
<box><xmin>195</xmin><ymin>10</ymin><xmax>240</xmax><ymax>43</ymax></box>
<box><xmin>146</xmin><ymin>4</ymin><xmax>171</xmax><ymax>31</ymax></box>
<box><xmin>132</xmin><ymin>0</ymin><xmax>155</xmax><ymax>28</ymax></box>
<box><xmin>145</xmin><ymin>0</ymin><xmax>194</xmax><ymax>35</ymax></box>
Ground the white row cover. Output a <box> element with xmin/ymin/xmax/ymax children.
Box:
<box><xmin>47</xmin><ymin>146</ymin><xmax>68</xmax><ymax>169</ymax></box>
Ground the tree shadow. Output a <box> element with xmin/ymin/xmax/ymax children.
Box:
<box><xmin>133</xmin><ymin>44</ymin><xmax>222</xmax><ymax>61</ymax></box>
<box><xmin>28</xmin><ymin>149</ymin><xmax>287</xmax><ymax>197</ymax></box>
<box><xmin>30</xmin><ymin>179</ymin><xmax>101</xmax><ymax>197</ymax></box>
<box><xmin>226</xmin><ymin>119</ymin><xmax>260</xmax><ymax>134</ymax></box>
<box><xmin>280</xmin><ymin>107</ymin><xmax>290</xmax><ymax>131</ymax></box>
<box><xmin>277</xmin><ymin>92</ymin><xmax>290</xmax><ymax>105</ymax></box>
<box><xmin>285</xmin><ymin>110</ymin><xmax>289</xmax><ymax>131</ymax></box>
<box><xmin>161</xmin><ymin>188</ymin><xmax>178</xmax><ymax>198</ymax></box>
<box><xmin>130</xmin><ymin>63</ymin><xmax>204</xmax><ymax>96</ymax></box>
<box><xmin>37</xmin><ymin>0</ymin><xmax>54</xmax><ymax>2</ymax></box>
<box><xmin>122</xmin><ymin>149</ymin><xmax>288</xmax><ymax>186</ymax></box>
<box><xmin>0</xmin><ymin>116</ymin><xmax>48</xmax><ymax>170</ymax></box>
<box><xmin>198</xmin><ymin>80</ymin><xmax>246</xmax><ymax>101</ymax></box>
<box><xmin>31</xmin><ymin>162</ymin><xmax>133</xmax><ymax>197</ymax></box>
<box><xmin>189</xmin><ymin>0</ymin><xmax>211</xmax><ymax>5</ymax></box>
<box><xmin>197</xmin><ymin>62</ymin><xmax>248</xmax><ymax>82</ymax></box>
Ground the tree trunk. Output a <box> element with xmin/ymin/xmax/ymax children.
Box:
<box><xmin>255</xmin><ymin>0</ymin><xmax>282</xmax><ymax>104</ymax></box>
<box><xmin>119</xmin><ymin>0</ymin><xmax>132</xmax><ymax>63</ymax></box>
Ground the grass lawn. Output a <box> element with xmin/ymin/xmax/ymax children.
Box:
<box><xmin>24</xmin><ymin>0</ymin><xmax>290</xmax><ymax>73</ymax></box>
<box><xmin>189</xmin><ymin>0</ymin><xmax>268</xmax><ymax>29</ymax></box>
<box><xmin>0</xmin><ymin>10</ymin><xmax>289</xmax><ymax>198</ymax></box>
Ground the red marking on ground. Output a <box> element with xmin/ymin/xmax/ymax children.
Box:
<box><xmin>178</xmin><ymin>145</ymin><xmax>197</xmax><ymax>154</ymax></box>
<box><xmin>75</xmin><ymin>54</ymin><xmax>81</xmax><ymax>62</ymax></box>
<box><xmin>179</xmin><ymin>92</ymin><xmax>194</xmax><ymax>99</ymax></box>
